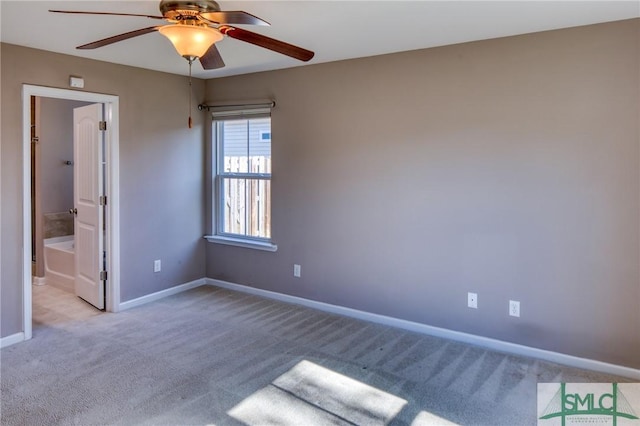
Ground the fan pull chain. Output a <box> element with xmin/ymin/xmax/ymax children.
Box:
<box><xmin>188</xmin><ymin>59</ymin><xmax>193</xmax><ymax>129</ymax></box>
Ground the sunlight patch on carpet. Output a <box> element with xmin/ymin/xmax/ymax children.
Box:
<box><xmin>228</xmin><ymin>360</ymin><xmax>407</xmax><ymax>424</ymax></box>
<box><xmin>411</xmin><ymin>410</ymin><xmax>459</xmax><ymax>425</ymax></box>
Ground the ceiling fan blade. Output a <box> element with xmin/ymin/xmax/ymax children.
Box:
<box><xmin>49</xmin><ymin>10</ymin><xmax>165</xmax><ymax>20</ymax></box>
<box><xmin>199</xmin><ymin>44</ymin><xmax>226</xmax><ymax>70</ymax></box>
<box><xmin>77</xmin><ymin>26</ymin><xmax>159</xmax><ymax>49</ymax></box>
<box><xmin>201</xmin><ymin>11</ymin><xmax>269</xmax><ymax>26</ymax></box>
<box><xmin>219</xmin><ymin>26</ymin><xmax>314</xmax><ymax>62</ymax></box>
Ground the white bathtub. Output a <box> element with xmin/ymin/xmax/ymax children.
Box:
<box><xmin>44</xmin><ymin>236</ymin><xmax>75</xmax><ymax>293</ymax></box>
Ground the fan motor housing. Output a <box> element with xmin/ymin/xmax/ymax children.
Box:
<box><xmin>159</xmin><ymin>0</ymin><xmax>221</xmax><ymax>19</ymax></box>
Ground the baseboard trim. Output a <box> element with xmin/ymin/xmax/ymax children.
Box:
<box><xmin>0</xmin><ymin>332</ymin><xmax>25</xmax><ymax>349</ymax></box>
<box><xmin>32</xmin><ymin>276</ymin><xmax>46</xmax><ymax>286</ymax></box>
<box><xmin>206</xmin><ymin>278</ymin><xmax>640</xmax><ymax>380</ymax></box>
<box><xmin>119</xmin><ymin>278</ymin><xmax>206</xmax><ymax>311</ymax></box>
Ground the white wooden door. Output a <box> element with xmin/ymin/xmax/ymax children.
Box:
<box><xmin>73</xmin><ymin>103</ymin><xmax>105</xmax><ymax>309</ymax></box>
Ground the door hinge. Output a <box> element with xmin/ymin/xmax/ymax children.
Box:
<box><xmin>99</xmin><ymin>121</ymin><xmax>107</xmax><ymax>131</ymax></box>
<box><xmin>99</xmin><ymin>195</ymin><xmax>107</xmax><ymax>206</ymax></box>
<box><xmin>100</xmin><ymin>270</ymin><xmax>108</xmax><ymax>281</ymax></box>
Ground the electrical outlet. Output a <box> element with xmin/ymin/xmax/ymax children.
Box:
<box><xmin>468</xmin><ymin>292</ymin><xmax>478</xmax><ymax>309</ymax></box>
<box><xmin>154</xmin><ymin>259</ymin><xmax>161</xmax><ymax>273</ymax></box>
<box><xmin>293</xmin><ymin>264</ymin><xmax>301</xmax><ymax>278</ymax></box>
<box><xmin>509</xmin><ymin>300</ymin><xmax>520</xmax><ymax>317</ymax></box>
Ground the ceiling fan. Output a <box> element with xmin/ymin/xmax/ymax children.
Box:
<box><xmin>51</xmin><ymin>0</ymin><xmax>314</xmax><ymax>128</ymax></box>
<box><xmin>50</xmin><ymin>0</ymin><xmax>315</xmax><ymax>70</ymax></box>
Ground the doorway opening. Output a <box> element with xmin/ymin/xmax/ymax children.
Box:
<box><xmin>33</xmin><ymin>99</ymin><xmax>106</xmax><ymax>311</ymax></box>
<box><xmin>22</xmin><ymin>85</ymin><xmax>120</xmax><ymax>341</ymax></box>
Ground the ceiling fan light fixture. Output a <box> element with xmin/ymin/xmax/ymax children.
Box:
<box><xmin>159</xmin><ymin>24</ymin><xmax>223</xmax><ymax>59</ymax></box>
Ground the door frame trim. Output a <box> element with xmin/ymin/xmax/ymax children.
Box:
<box><xmin>22</xmin><ymin>85</ymin><xmax>121</xmax><ymax>340</ymax></box>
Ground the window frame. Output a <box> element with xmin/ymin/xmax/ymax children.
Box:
<box><xmin>206</xmin><ymin>107</ymin><xmax>277</xmax><ymax>252</ymax></box>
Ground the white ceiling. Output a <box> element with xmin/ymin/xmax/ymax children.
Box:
<box><xmin>1</xmin><ymin>1</ymin><xmax>639</xmax><ymax>79</ymax></box>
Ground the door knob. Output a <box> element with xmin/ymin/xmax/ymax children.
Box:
<box><xmin>69</xmin><ymin>208</ymin><xmax>77</xmax><ymax>215</ymax></box>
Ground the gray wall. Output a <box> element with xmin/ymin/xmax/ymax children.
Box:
<box><xmin>1</xmin><ymin>43</ymin><xmax>207</xmax><ymax>337</ymax></box>
<box><xmin>205</xmin><ymin>19</ymin><xmax>640</xmax><ymax>369</ymax></box>
<box><xmin>39</xmin><ymin>98</ymin><xmax>87</xmax><ymax>216</ymax></box>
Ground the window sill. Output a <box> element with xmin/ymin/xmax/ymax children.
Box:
<box><xmin>204</xmin><ymin>235</ymin><xmax>278</xmax><ymax>252</ymax></box>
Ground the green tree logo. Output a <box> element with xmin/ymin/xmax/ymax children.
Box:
<box><xmin>539</xmin><ymin>383</ymin><xmax>639</xmax><ymax>426</ymax></box>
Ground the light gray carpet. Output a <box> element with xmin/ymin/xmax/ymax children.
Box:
<box><xmin>0</xmin><ymin>284</ymin><xmax>630</xmax><ymax>425</ymax></box>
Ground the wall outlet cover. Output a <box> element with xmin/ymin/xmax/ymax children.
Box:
<box><xmin>468</xmin><ymin>292</ymin><xmax>478</xmax><ymax>309</ymax></box>
<box><xmin>509</xmin><ymin>300</ymin><xmax>520</xmax><ymax>317</ymax></box>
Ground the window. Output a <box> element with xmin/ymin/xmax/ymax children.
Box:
<box><xmin>209</xmin><ymin>107</ymin><xmax>275</xmax><ymax>251</ymax></box>
<box><xmin>259</xmin><ymin>130</ymin><xmax>271</xmax><ymax>142</ymax></box>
